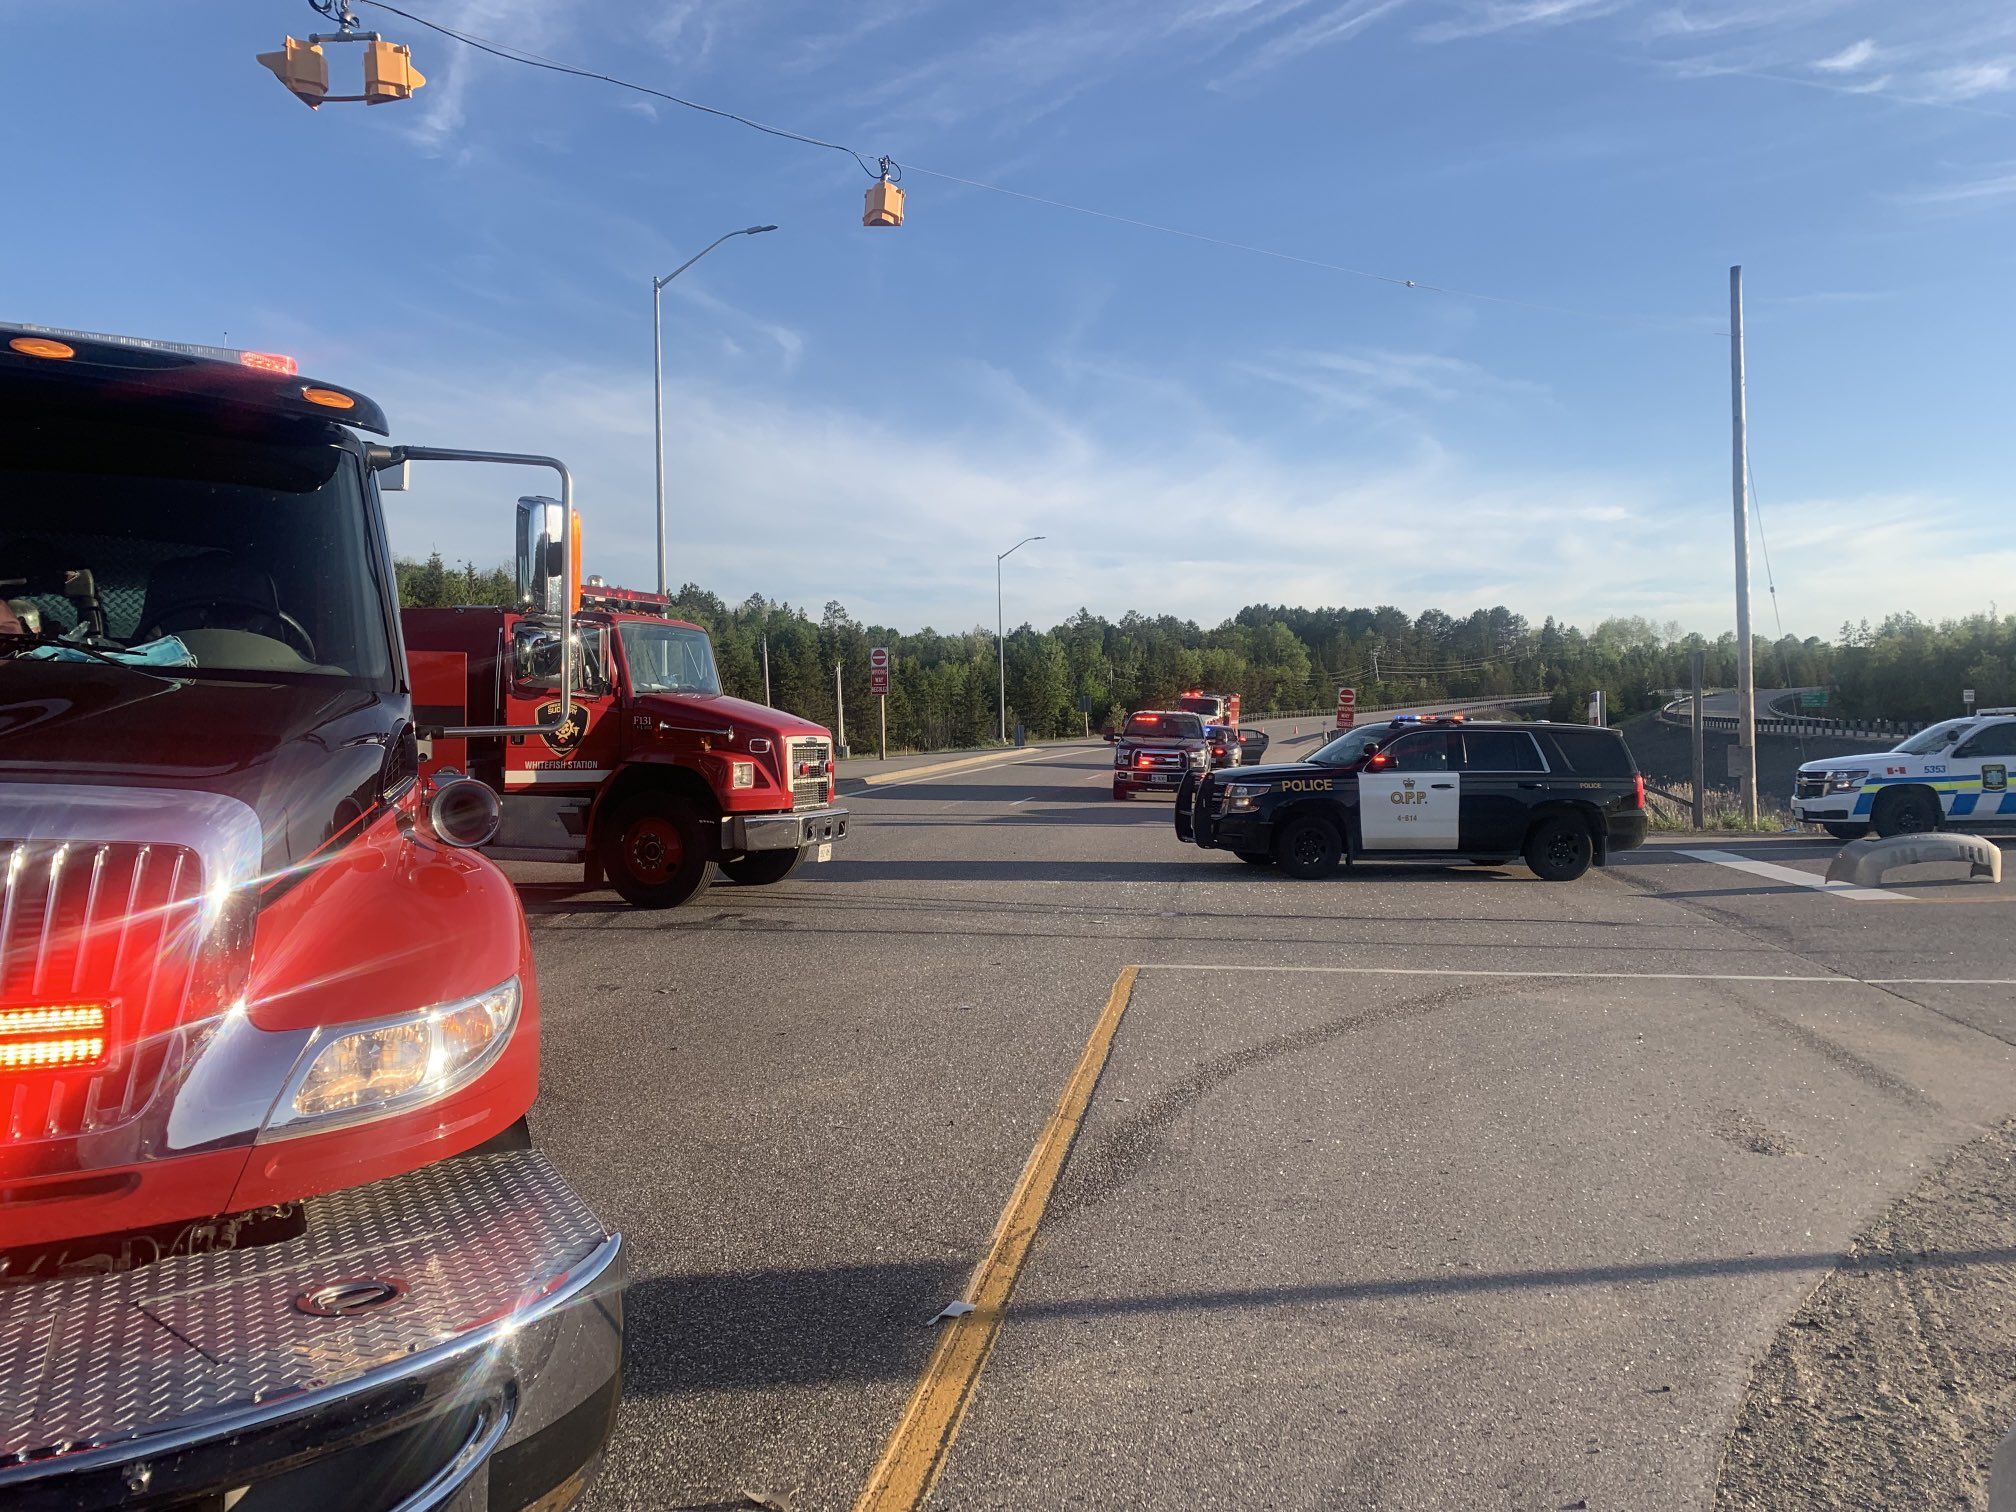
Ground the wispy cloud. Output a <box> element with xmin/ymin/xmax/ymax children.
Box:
<box><xmin>1895</xmin><ymin>162</ymin><xmax>2016</xmax><ymax>207</ymax></box>
<box><xmin>1214</xmin><ymin>0</ymin><xmax>1413</xmax><ymax>85</ymax></box>
<box><xmin>1238</xmin><ymin>346</ymin><xmax>1548</xmax><ymax>420</ymax></box>
<box><xmin>1926</xmin><ymin>60</ymin><xmax>2014</xmax><ymax>101</ymax></box>
<box><xmin>1811</xmin><ymin>36</ymin><xmax>1875</xmax><ymax>72</ymax></box>
<box><xmin>1415</xmin><ymin>0</ymin><xmax>1626</xmax><ymax>46</ymax></box>
<box><xmin>404</xmin><ymin>0</ymin><xmax>577</xmax><ymax>158</ymax></box>
<box><xmin>367</xmin><ymin>358</ymin><xmax>2002</xmax><ymax>637</ymax></box>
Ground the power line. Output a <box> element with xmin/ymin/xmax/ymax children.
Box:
<box><xmin>353</xmin><ymin>0</ymin><xmax>883</xmax><ymax>177</ymax></box>
<box><xmin>347</xmin><ymin>2</ymin><xmax>1707</xmax><ymax>330</ymax></box>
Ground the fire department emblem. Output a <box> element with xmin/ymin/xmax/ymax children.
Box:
<box><xmin>535</xmin><ymin>699</ymin><xmax>589</xmax><ymax>755</ymax></box>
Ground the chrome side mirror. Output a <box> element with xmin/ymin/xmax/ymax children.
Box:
<box><xmin>428</xmin><ymin>776</ymin><xmax>501</xmax><ymax>849</ymax></box>
<box><xmin>515</xmin><ymin>495</ymin><xmax>567</xmax><ymax>615</ymax></box>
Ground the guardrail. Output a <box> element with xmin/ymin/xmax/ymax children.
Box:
<box><xmin>1251</xmin><ymin>694</ymin><xmax>1551</xmax><ymax>723</ymax></box>
<box><xmin>1658</xmin><ymin>699</ymin><xmax>1922</xmax><ymax>745</ymax></box>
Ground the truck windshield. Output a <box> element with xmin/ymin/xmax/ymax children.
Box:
<box><xmin>1125</xmin><ymin>713</ymin><xmax>1203</xmax><ymax>739</ymax></box>
<box><xmin>1897</xmin><ymin>719</ymin><xmax>1969</xmax><ymax>755</ymax></box>
<box><xmin>1310</xmin><ymin>725</ymin><xmax>1388</xmax><ymax>766</ymax></box>
<box><xmin>0</xmin><ymin>415</ymin><xmax>394</xmax><ymax>683</ymax></box>
<box><xmin>619</xmin><ymin>621</ymin><xmax>722</xmax><ymax>694</ymax></box>
<box><xmin>1177</xmin><ymin>696</ymin><xmax>1223</xmax><ymax>718</ymax></box>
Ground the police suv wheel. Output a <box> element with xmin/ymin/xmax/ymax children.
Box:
<box><xmin>719</xmin><ymin>849</ymin><xmax>802</xmax><ymax>886</ymax></box>
<box><xmin>1822</xmin><ymin>822</ymin><xmax>1871</xmax><ymax>842</ymax></box>
<box><xmin>600</xmin><ymin>792</ymin><xmax>714</xmax><ymax>909</ymax></box>
<box><xmin>1273</xmin><ymin>816</ymin><xmax>1341</xmax><ymax>879</ymax></box>
<box><xmin>1523</xmin><ymin>816</ymin><xmax>1592</xmax><ymax>882</ymax></box>
<box><xmin>1872</xmin><ymin>789</ymin><xmax>1940</xmax><ymax>838</ymax></box>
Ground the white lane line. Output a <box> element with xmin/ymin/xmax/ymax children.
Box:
<box><xmin>1010</xmin><ymin>796</ymin><xmax>1035</xmax><ymax>807</ymax></box>
<box><xmin>1133</xmin><ymin>964</ymin><xmax>2016</xmax><ymax>987</ymax></box>
<box><xmin>1681</xmin><ymin>848</ymin><xmax>1906</xmax><ymax>903</ymax></box>
<box><xmin>853</xmin><ymin>752</ymin><xmax>1083</xmax><ymax>795</ymax></box>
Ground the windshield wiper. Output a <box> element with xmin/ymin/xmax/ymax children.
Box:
<box><xmin>0</xmin><ymin>631</ymin><xmax>171</xmax><ymax>673</ymax></box>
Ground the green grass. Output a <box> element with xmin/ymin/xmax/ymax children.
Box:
<box><xmin>1645</xmin><ymin>780</ymin><xmax>1796</xmax><ymax>833</ymax></box>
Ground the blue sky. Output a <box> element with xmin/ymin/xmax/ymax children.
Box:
<box><xmin>6</xmin><ymin>0</ymin><xmax>2014</xmax><ymax>638</ymax></box>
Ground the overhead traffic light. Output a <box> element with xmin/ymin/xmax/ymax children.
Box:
<box><xmin>256</xmin><ymin>37</ymin><xmax>329</xmax><ymax>108</ymax></box>
<box><xmin>363</xmin><ymin>40</ymin><xmax>425</xmax><ymax>104</ymax></box>
<box><xmin>863</xmin><ymin>176</ymin><xmax>904</xmax><ymax>228</ymax></box>
<box><xmin>258</xmin><ymin>23</ymin><xmax>423</xmax><ymax>108</ymax></box>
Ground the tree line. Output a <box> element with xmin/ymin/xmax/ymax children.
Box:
<box><xmin>395</xmin><ymin>552</ymin><xmax>2006</xmax><ymax>750</ymax></box>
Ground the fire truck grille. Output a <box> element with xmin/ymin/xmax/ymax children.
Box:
<box><xmin>0</xmin><ymin>840</ymin><xmax>206</xmax><ymax>1143</ymax></box>
<box><xmin>788</xmin><ymin>737</ymin><xmax>832</xmax><ymax>810</ymax></box>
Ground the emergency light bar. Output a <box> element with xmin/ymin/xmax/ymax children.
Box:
<box><xmin>8</xmin><ymin>323</ymin><xmax>298</xmax><ymax>375</ymax></box>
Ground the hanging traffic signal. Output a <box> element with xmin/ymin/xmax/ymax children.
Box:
<box><xmin>863</xmin><ymin>177</ymin><xmax>904</xmax><ymax>228</ymax></box>
<box><xmin>257</xmin><ymin>37</ymin><xmax>329</xmax><ymax>108</ymax></box>
<box><xmin>363</xmin><ymin>40</ymin><xmax>425</xmax><ymax>103</ymax></box>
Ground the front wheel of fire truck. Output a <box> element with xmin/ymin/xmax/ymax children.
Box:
<box><xmin>718</xmin><ymin>849</ymin><xmax>803</xmax><ymax>886</ymax></box>
<box><xmin>600</xmin><ymin>792</ymin><xmax>714</xmax><ymax>908</ymax></box>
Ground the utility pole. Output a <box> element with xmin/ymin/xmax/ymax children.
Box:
<box><xmin>1690</xmin><ymin>650</ymin><xmax>1707</xmax><ymax>830</ymax></box>
<box><xmin>1729</xmin><ymin>265</ymin><xmax>1758</xmax><ymax>822</ymax></box>
<box><xmin>652</xmin><ymin>224</ymin><xmax>777</xmax><ymax>594</ymax></box>
<box><xmin>834</xmin><ymin>660</ymin><xmax>847</xmax><ymax>757</ymax></box>
<box><xmin>761</xmin><ymin>633</ymin><xmax>772</xmax><ymax>707</ymax></box>
<box><xmin>995</xmin><ymin>535</ymin><xmax>1044</xmax><ymax>744</ymax></box>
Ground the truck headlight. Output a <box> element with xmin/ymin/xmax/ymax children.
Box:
<box><xmin>730</xmin><ymin>759</ymin><xmax>755</xmax><ymax>789</ymax></box>
<box><xmin>1224</xmin><ymin>783</ymin><xmax>1267</xmax><ymax>811</ymax></box>
<box><xmin>1826</xmin><ymin>769</ymin><xmax>1869</xmax><ymax>793</ymax></box>
<box><xmin>264</xmin><ymin>978</ymin><xmax>521</xmax><ymax>1137</ymax></box>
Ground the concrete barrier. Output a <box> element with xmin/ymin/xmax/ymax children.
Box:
<box><xmin>1824</xmin><ymin>833</ymin><xmax>2002</xmax><ymax>887</ymax></box>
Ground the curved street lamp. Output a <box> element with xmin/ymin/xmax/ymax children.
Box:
<box><xmin>652</xmin><ymin>224</ymin><xmax>777</xmax><ymax>594</ymax></box>
<box><xmin>997</xmin><ymin>535</ymin><xmax>1045</xmax><ymax>744</ymax></box>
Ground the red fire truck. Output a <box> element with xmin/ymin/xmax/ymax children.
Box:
<box><xmin>403</xmin><ymin>524</ymin><xmax>848</xmax><ymax>909</ymax></box>
<box><xmin>0</xmin><ymin>325</ymin><xmax>623</xmax><ymax>1510</ymax></box>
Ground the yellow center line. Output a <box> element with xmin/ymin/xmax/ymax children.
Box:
<box><xmin>853</xmin><ymin>964</ymin><xmax>1142</xmax><ymax>1512</ymax></box>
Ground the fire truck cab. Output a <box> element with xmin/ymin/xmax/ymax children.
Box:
<box><xmin>404</xmin><ymin>512</ymin><xmax>847</xmax><ymax>910</ymax></box>
<box><xmin>0</xmin><ymin>325</ymin><xmax>622</xmax><ymax>1512</ymax></box>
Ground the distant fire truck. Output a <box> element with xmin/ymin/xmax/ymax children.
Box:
<box><xmin>404</xmin><ymin>509</ymin><xmax>848</xmax><ymax>909</ymax></box>
<box><xmin>0</xmin><ymin>324</ymin><xmax>622</xmax><ymax>1510</ymax></box>
<box><xmin>1178</xmin><ymin>689</ymin><xmax>1243</xmax><ymax>766</ymax></box>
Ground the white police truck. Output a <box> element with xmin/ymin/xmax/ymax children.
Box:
<box><xmin>1791</xmin><ymin>709</ymin><xmax>2016</xmax><ymax>839</ymax></box>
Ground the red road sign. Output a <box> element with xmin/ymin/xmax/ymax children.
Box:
<box><xmin>870</xmin><ymin>647</ymin><xmax>890</xmax><ymax>697</ymax></box>
<box><xmin>1336</xmin><ymin>686</ymin><xmax>1356</xmax><ymax>729</ymax></box>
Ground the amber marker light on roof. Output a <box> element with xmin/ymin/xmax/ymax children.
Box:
<box><xmin>9</xmin><ymin>337</ymin><xmax>74</xmax><ymax>360</ymax></box>
<box><xmin>302</xmin><ymin>386</ymin><xmax>356</xmax><ymax>410</ymax></box>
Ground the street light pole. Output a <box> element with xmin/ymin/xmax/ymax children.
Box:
<box><xmin>652</xmin><ymin>224</ymin><xmax>777</xmax><ymax>595</ymax></box>
<box><xmin>996</xmin><ymin>535</ymin><xmax>1045</xmax><ymax>743</ymax></box>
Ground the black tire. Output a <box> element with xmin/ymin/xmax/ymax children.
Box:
<box><xmin>1113</xmin><ymin>784</ymin><xmax>1130</xmax><ymax>801</ymax></box>
<box><xmin>1235</xmin><ymin>850</ymin><xmax>1275</xmax><ymax>867</ymax></box>
<box><xmin>1872</xmin><ymin>789</ymin><xmax>1940</xmax><ymax>838</ymax></box>
<box><xmin>718</xmin><ymin>849</ymin><xmax>802</xmax><ymax>886</ymax></box>
<box><xmin>1524</xmin><ymin>816</ymin><xmax>1593</xmax><ymax>882</ymax></box>
<box><xmin>1273</xmin><ymin>815</ymin><xmax>1342</xmax><ymax>879</ymax></box>
<box><xmin>599</xmin><ymin>791</ymin><xmax>713</xmax><ymax>909</ymax></box>
<box><xmin>1823</xmin><ymin>822</ymin><xmax>1872</xmax><ymax>842</ymax></box>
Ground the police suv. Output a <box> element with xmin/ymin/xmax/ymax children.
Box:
<box><xmin>1177</xmin><ymin>715</ymin><xmax>1648</xmax><ymax>881</ymax></box>
<box><xmin>1791</xmin><ymin>708</ymin><xmax>2016</xmax><ymax>839</ymax></box>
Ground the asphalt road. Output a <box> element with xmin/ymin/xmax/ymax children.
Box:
<box><xmin>508</xmin><ymin>739</ymin><xmax>2016</xmax><ymax>1511</ymax></box>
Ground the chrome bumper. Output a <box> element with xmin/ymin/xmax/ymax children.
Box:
<box><xmin>723</xmin><ymin>805</ymin><xmax>849</xmax><ymax>854</ymax></box>
<box><xmin>0</xmin><ymin>1150</ymin><xmax>624</xmax><ymax>1512</ymax></box>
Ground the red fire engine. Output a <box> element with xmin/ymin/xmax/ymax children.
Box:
<box><xmin>0</xmin><ymin>325</ymin><xmax>622</xmax><ymax>1510</ymax></box>
<box><xmin>403</xmin><ymin>509</ymin><xmax>848</xmax><ymax>909</ymax></box>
